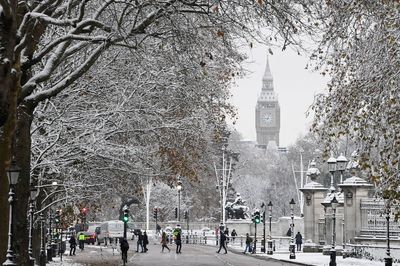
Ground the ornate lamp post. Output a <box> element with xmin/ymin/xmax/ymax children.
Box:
<box><xmin>177</xmin><ymin>177</ymin><xmax>182</xmax><ymax>222</ymax></box>
<box><xmin>289</xmin><ymin>198</ymin><xmax>296</xmax><ymax>259</ymax></box>
<box><xmin>267</xmin><ymin>201</ymin><xmax>273</xmax><ymax>255</ymax></box>
<box><xmin>336</xmin><ymin>154</ymin><xmax>348</xmax><ymax>184</ymax></box>
<box><xmin>327</xmin><ymin>154</ymin><xmax>337</xmax><ymax>192</ymax></box>
<box><xmin>384</xmin><ymin>204</ymin><xmax>393</xmax><ymax>266</ymax></box>
<box><xmin>330</xmin><ymin>196</ymin><xmax>338</xmax><ymax>266</ymax></box>
<box><xmin>3</xmin><ymin>160</ymin><xmax>21</xmax><ymax>266</ymax></box>
<box><xmin>47</xmin><ymin>209</ymin><xmax>53</xmax><ymax>261</ymax></box>
<box><xmin>39</xmin><ymin>213</ymin><xmax>46</xmax><ymax>266</ymax></box>
<box><xmin>28</xmin><ymin>184</ymin><xmax>39</xmax><ymax>266</ymax></box>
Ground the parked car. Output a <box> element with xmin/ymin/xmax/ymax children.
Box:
<box><xmin>164</xmin><ymin>226</ymin><xmax>173</xmax><ymax>233</ymax></box>
<box><xmin>86</xmin><ymin>222</ymin><xmax>101</xmax><ymax>242</ymax></box>
<box><xmin>131</xmin><ymin>228</ymin><xmax>142</xmax><ymax>236</ymax></box>
<box><xmin>96</xmin><ymin>220</ymin><xmax>125</xmax><ymax>245</ymax></box>
<box><xmin>201</xmin><ymin>227</ymin><xmax>211</xmax><ymax>232</ymax></box>
<box><xmin>77</xmin><ymin>231</ymin><xmax>96</xmax><ymax>244</ymax></box>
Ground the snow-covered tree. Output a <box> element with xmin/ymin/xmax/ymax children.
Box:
<box><xmin>0</xmin><ymin>0</ymin><xmax>319</xmax><ymax>263</ymax></box>
<box><xmin>310</xmin><ymin>1</ymin><xmax>399</xmax><ymax>201</ymax></box>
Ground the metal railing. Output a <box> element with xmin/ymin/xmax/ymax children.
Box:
<box><xmin>180</xmin><ymin>233</ymin><xmax>292</xmax><ymax>253</ymax></box>
<box><xmin>360</xmin><ymin>199</ymin><xmax>400</xmax><ymax>238</ymax></box>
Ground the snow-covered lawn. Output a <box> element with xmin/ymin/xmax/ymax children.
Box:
<box><xmin>227</xmin><ymin>244</ymin><xmax>397</xmax><ymax>266</ymax></box>
<box><xmin>265</xmin><ymin>251</ymin><xmax>387</xmax><ymax>266</ymax></box>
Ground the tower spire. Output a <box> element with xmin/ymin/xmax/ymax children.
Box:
<box><xmin>263</xmin><ymin>56</ymin><xmax>273</xmax><ymax>82</ymax></box>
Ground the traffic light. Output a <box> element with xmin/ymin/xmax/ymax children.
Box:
<box><xmin>252</xmin><ymin>210</ymin><xmax>261</xmax><ymax>224</ymax></box>
<box><xmin>175</xmin><ymin>207</ymin><xmax>178</xmax><ymax>219</ymax></box>
<box><xmin>153</xmin><ymin>208</ymin><xmax>158</xmax><ymax>219</ymax></box>
<box><xmin>184</xmin><ymin>211</ymin><xmax>188</xmax><ymax>220</ymax></box>
<box><xmin>54</xmin><ymin>209</ymin><xmax>61</xmax><ymax>224</ymax></box>
<box><xmin>123</xmin><ymin>208</ymin><xmax>129</xmax><ymax>223</ymax></box>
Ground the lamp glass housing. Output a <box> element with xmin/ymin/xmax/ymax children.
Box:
<box><xmin>268</xmin><ymin>201</ymin><xmax>273</xmax><ymax>212</ymax></box>
<box><xmin>327</xmin><ymin>156</ymin><xmax>337</xmax><ymax>172</ymax></box>
<box><xmin>331</xmin><ymin>197</ymin><xmax>339</xmax><ymax>210</ymax></box>
<box><xmin>177</xmin><ymin>184</ymin><xmax>182</xmax><ymax>191</ymax></box>
<box><xmin>289</xmin><ymin>198</ymin><xmax>295</xmax><ymax>211</ymax></box>
<box><xmin>336</xmin><ymin>154</ymin><xmax>348</xmax><ymax>171</ymax></box>
<box><xmin>30</xmin><ymin>187</ymin><xmax>39</xmax><ymax>201</ymax></box>
<box><xmin>7</xmin><ymin>160</ymin><xmax>21</xmax><ymax>185</ymax></box>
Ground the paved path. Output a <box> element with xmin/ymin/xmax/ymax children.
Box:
<box><xmin>130</xmin><ymin>242</ymin><xmax>294</xmax><ymax>266</ymax></box>
<box><xmin>64</xmin><ymin>240</ymin><xmax>297</xmax><ymax>266</ymax></box>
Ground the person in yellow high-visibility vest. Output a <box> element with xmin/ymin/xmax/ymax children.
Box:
<box><xmin>78</xmin><ymin>233</ymin><xmax>85</xmax><ymax>250</ymax></box>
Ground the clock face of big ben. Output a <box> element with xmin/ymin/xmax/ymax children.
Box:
<box><xmin>261</xmin><ymin>109</ymin><xmax>275</xmax><ymax>127</ymax></box>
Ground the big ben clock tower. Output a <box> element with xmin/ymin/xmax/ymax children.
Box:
<box><xmin>255</xmin><ymin>58</ymin><xmax>280</xmax><ymax>148</ymax></box>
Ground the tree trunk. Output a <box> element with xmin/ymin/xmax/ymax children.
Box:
<box><xmin>13</xmin><ymin>103</ymin><xmax>34</xmax><ymax>265</ymax></box>
<box><xmin>0</xmin><ymin>4</ymin><xmax>18</xmax><ymax>259</ymax></box>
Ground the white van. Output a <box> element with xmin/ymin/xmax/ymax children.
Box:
<box><xmin>96</xmin><ymin>220</ymin><xmax>124</xmax><ymax>245</ymax></box>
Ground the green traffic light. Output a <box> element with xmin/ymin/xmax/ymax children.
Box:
<box><xmin>123</xmin><ymin>215</ymin><xmax>129</xmax><ymax>222</ymax></box>
<box><xmin>255</xmin><ymin>218</ymin><xmax>260</xmax><ymax>224</ymax></box>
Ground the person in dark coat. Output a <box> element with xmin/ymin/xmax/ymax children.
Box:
<box><xmin>120</xmin><ymin>238</ymin><xmax>129</xmax><ymax>262</ymax></box>
<box><xmin>243</xmin><ymin>233</ymin><xmax>252</xmax><ymax>254</ymax></box>
<box><xmin>161</xmin><ymin>231</ymin><xmax>170</xmax><ymax>252</ymax></box>
<box><xmin>69</xmin><ymin>235</ymin><xmax>77</xmax><ymax>256</ymax></box>
<box><xmin>216</xmin><ymin>231</ymin><xmax>228</xmax><ymax>254</ymax></box>
<box><xmin>136</xmin><ymin>230</ymin><xmax>143</xmax><ymax>252</ymax></box>
<box><xmin>286</xmin><ymin>228</ymin><xmax>292</xmax><ymax>237</ymax></box>
<box><xmin>231</xmin><ymin>229</ymin><xmax>237</xmax><ymax>244</ymax></box>
<box><xmin>142</xmin><ymin>231</ymin><xmax>149</xmax><ymax>252</ymax></box>
<box><xmin>175</xmin><ymin>231</ymin><xmax>182</xmax><ymax>254</ymax></box>
<box><xmin>295</xmin><ymin>232</ymin><xmax>303</xmax><ymax>251</ymax></box>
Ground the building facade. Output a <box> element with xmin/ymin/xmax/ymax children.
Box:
<box><xmin>255</xmin><ymin>58</ymin><xmax>280</xmax><ymax>148</ymax></box>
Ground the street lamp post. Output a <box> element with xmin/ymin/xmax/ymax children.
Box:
<box><xmin>330</xmin><ymin>196</ymin><xmax>338</xmax><ymax>266</ymax></box>
<box><xmin>3</xmin><ymin>160</ymin><xmax>20</xmax><ymax>266</ymax></box>
<box><xmin>39</xmin><ymin>213</ymin><xmax>46</xmax><ymax>266</ymax></box>
<box><xmin>384</xmin><ymin>207</ymin><xmax>393</xmax><ymax>266</ymax></box>
<box><xmin>327</xmin><ymin>154</ymin><xmax>337</xmax><ymax>192</ymax></box>
<box><xmin>260</xmin><ymin>203</ymin><xmax>266</xmax><ymax>253</ymax></box>
<box><xmin>28</xmin><ymin>184</ymin><xmax>39</xmax><ymax>266</ymax></box>
<box><xmin>267</xmin><ymin>201</ymin><xmax>273</xmax><ymax>255</ymax></box>
<box><xmin>289</xmin><ymin>198</ymin><xmax>296</xmax><ymax>259</ymax></box>
<box><xmin>336</xmin><ymin>154</ymin><xmax>348</xmax><ymax>184</ymax></box>
<box><xmin>177</xmin><ymin>177</ymin><xmax>182</xmax><ymax>222</ymax></box>
<box><xmin>47</xmin><ymin>209</ymin><xmax>53</xmax><ymax>261</ymax></box>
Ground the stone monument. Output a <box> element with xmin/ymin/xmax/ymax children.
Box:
<box><xmin>225</xmin><ymin>193</ymin><xmax>250</xmax><ymax>220</ymax></box>
<box><xmin>224</xmin><ymin>193</ymin><xmax>252</xmax><ymax>236</ymax></box>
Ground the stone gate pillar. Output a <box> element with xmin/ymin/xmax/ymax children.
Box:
<box><xmin>300</xmin><ymin>181</ymin><xmax>327</xmax><ymax>248</ymax></box>
<box><xmin>338</xmin><ymin>176</ymin><xmax>373</xmax><ymax>244</ymax></box>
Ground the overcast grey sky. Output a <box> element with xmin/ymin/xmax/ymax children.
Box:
<box><xmin>230</xmin><ymin>44</ymin><xmax>328</xmax><ymax>147</ymax></box>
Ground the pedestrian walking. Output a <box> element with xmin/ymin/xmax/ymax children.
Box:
<box><xmin>231</xmin><ymin>229</ymin><xmax>237</xmax><ymax>244</ymax></box>
<box><xmin>156</xmin><ymin>224</ymin><xmax>161</xmax><ymax>235</ymax></box>
<box><xmin>175</xmin><ymin>231</ymin><xmax>182</xmax><ymax>253</ymax></box>
<box><xmin>137</xmin><ymin>230</ymin><xmax>143</xmax><ymax>252</ymax></box>
<box><xmin>295</xmin><ymin>232</ymin><xmax>303</xmax><ymax>251</ymax></box>
<box><xmin>143</xmin><ymin>231</ymin><xmax>149</xmax><ymax>252</ymax></box>
<box><xmin>216</xmin><ymin>231</ymin><xmax>228</xmax><ymax>254</ymax></box>
<box><xmin>120</xmin><ymin>238</ymin><xmax>129</xmax><ymax>264</ymax></box>
<box><xmin>161</xmin><ymin>231</ymin><xmax>170</xmax><ymax>252</ymax></box>
<box><xmin>243</xmin><ymin>233</ymin><xmax>252</xmax><ymax>254</ymax></box>
<box><xmin>69</xmin><ymin>235</ymin><xmax>77</xmax><ymax>256</ymax></box>
<box><xmin>286</xmin><ymin>227</ymin><xmax>292</xmax><ymax>237</ymax></box>
<box><xmin>78</xmin><ymin>233</ymin><xmax>85</xmax><ymax>251</ymax></box>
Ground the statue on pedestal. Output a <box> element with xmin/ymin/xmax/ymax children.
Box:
<box><xmin>225</xmin><ymin>193</ymin><xmax>249</xmax><ymax>219</ymax></box>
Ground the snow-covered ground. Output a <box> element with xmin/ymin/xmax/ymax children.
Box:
<box><xmin>47</xmin><ymin>232</ymin><xmax>398</xmax><ymax>265</ymax></box>
<box><xmin>259</xmin><ymin>251</ymin><xmax>387</xmax><ymax>266</ymax></box>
